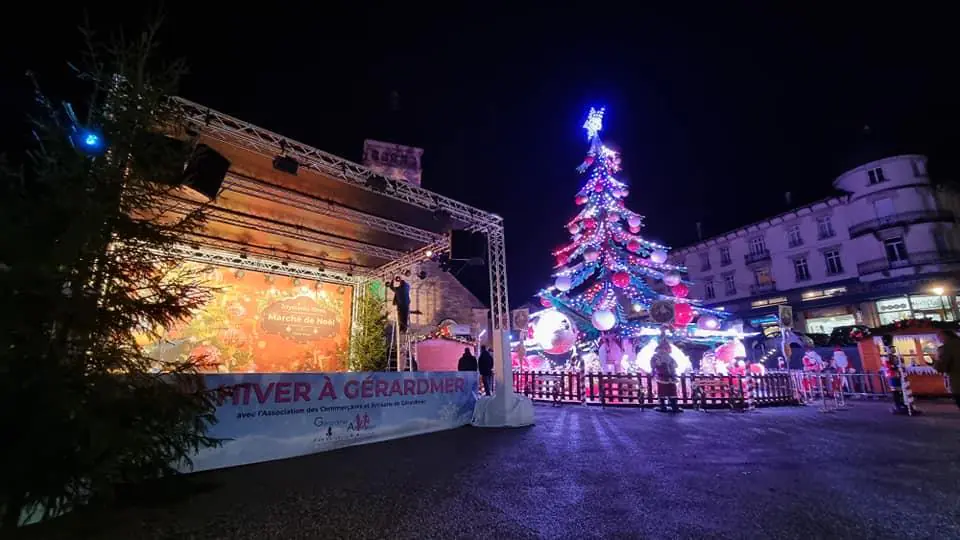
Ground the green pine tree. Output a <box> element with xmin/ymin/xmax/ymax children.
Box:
<box><xmin>349</xmin><ymin>281</ymin><xmax>389</xmax><ymax>371</ymax></box>
<box><xmin>0</xmin><ymin>18</ymin><xmax>220</xmax><ymax>528</ymax></box>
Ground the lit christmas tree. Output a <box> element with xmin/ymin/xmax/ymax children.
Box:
<box><xmin>538</xmin><ymin>107</ymin><xmax>723</xmax><ymax>345</ymax></box>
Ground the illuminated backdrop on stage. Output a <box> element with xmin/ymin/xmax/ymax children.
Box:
<box><xmin>139</xmin><ymin>262</ymin><xmax>353</xmax><ymax>373</ymax></box>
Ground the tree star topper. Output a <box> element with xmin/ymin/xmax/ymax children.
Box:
<box><xmin>583</xmin><ymin>107</ymin><xmax>606</xmax><ymax>140</ymax></box>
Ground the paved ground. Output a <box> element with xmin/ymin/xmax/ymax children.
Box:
<box><xmin>25</xmin><ymin>401</ymin><xmax>960</xmax><ymax>539</ymax></box>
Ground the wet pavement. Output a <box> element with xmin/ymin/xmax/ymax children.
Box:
<box><xmin>26</xmin><ymin>401</ymin><xmax>960</xmax><ymax>539</ymax></box>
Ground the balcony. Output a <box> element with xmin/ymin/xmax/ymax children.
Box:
<box><xmin>744</xmin><ymin>250</ymin><xmax>771</xmax><ymax>265</ymax></box>
<box><xmin>750</xmin><ymin>282</ymin><xmax>777</xmax><ymax>295</ymax></box>
<box><xmin>848</xmin><ymin>209</ymin><xmax>955</xmax><ymax>239</ymax></box>
<box><xmin>857</xmin><ymin>250</ymin><xmax>960</xmax><ymax>275</ymax></box>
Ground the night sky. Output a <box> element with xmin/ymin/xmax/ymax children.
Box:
<box><xmin>3</xmin><ymin>4</ymin><xmax>957</xmax><ymax>305</ymax></box>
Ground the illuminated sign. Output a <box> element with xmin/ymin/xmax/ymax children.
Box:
<box><xmin>750</xmin><ymin>296</ymin><xmax>788</xmax><ymax>308</ymax></box>
<box><xmin>801</xmin><ymin>287</ymin><xmax>847</xmax><ymax>301</ymax></box>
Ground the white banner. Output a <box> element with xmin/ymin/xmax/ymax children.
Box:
<box><xmin>363</xmin><ymin>139</ymin><xmax>423</xmax><ymax>186</ymax></box>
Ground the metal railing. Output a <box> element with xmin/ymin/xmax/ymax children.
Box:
<box><xmin>512</xmin><ymin>371</ymin><xmax>798</xmax><ymax>409</ymax></box>
<box><xmin>848</xmin><ymin>209</ymin><xmax>955</xmax><ymax>238</ymax></box>
<box><xmin>857</xmin><ymin>250</ymin><xmax>960</xmax><ymax>274</ymax></box>
<box><xmin>744</xmin><ymin>250</ymin><xmax>771</xmax><ymax>265</ymax></box>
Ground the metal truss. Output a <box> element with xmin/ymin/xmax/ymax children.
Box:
<box><xmin>371</xmin><ymin>238</ymin><xmax>450</xmax><ymax>281</ymax></box>
<box><xmin>486</xmin><ymin>227</ymin><xmax>511</xmax><ymax>332</ymax></box>
<box><xmin>223</xmin><ymin>173</ymin><xmax>444</xmax><ymax>244</ymax></box>
<box><xmin>166</xmin><ymin>197</ymin><xmax>404</xmax><ymax>261</ymax></box>
<box><xmin>171</xmin><ymin>96</ymin><xmax>512</xmax><ymax>355</ymax></box>
<box><xmin>173</xmin><ymin>97</ymin><xmax>503</xmax><ymax>229</ymax></box>
<box><xmin>166</xmin><ymin>244</ymin><xmax>363</xmax><ymax>285</ymax></box>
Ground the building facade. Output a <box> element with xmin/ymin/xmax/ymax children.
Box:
<box><xmin>675</xmin><ymin>153</ymin><xmax>960</xmax><ymax>338</ymax></box>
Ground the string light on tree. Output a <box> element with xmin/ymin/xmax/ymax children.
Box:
<box><xmin>538</xmin><ymin>106</ymin><xmax>724</xmax><ymax>343</ymax></box>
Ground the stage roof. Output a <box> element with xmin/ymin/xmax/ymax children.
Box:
<box><xmin>171</xmin><ymin>98</ymin><xmax>501</xmax><ymax>279</ymax></box>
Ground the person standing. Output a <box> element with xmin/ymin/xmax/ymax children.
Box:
<box><xmin>388</xmin><ymin>276</ymin><xmax>411</xmax><ymax>332</ymax></box>
<box><xmin>935</xmin><ymin>329</ymin><xmax>960</xmax><ymax>409</ymax></box>
<box><xmin>457</xmin><ymin>347</ymin><xmax>477</xmax><ymax>372</ymax></box>
<box><xmin>478</xmin><ymin>345</ymin><xmax>494</xmax><ymax>396</ymax></box>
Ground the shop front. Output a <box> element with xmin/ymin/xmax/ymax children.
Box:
<box><xmin>875</xmin><ymin>295</ymin><xmax>956</xmax><ymax>325</ymax></box>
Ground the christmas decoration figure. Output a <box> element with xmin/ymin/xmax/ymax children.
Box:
<box><xmin>538</xmin><ymin>107</ymin><xmax>722</xmax><ymax>368</ymax></box>
<box><xmin>881</xmin><ymin>334</ymin><xmax>918</xmax><ymax>415</ymax></box>
<box><xmin>652</xmin><ymin>333</ymin><xmax>681</xmax><ymax>413</ymax></box>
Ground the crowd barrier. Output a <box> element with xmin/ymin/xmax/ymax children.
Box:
<box><xmin>512</xmin><ymin>371</ymin><xmax>798</xmax><ymax>409</ymax></box>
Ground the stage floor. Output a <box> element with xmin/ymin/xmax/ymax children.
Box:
<box><xmin>29</xmin><ymin>401</ymin><xmax>960</xmax><ymax>539</ymax></box>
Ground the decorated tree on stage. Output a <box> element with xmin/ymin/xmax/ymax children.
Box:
<box><xmin>538</xmin><ymin>108</ymin><xmax>722</xmax><ymax>370</ymax></box>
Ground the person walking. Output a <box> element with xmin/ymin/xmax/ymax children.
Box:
<box><xmin>935</xmin><ymin>329</ymin><xmax>960</xmax><ymax>409</ymax></box>
<box><xmin>457</xmin><ymin>347</ymin><xmax>477</xmax><ymax>372</ymax></box>
<box><xmin>478</xmin><ymin>345</ymin><xmax>494</xmax><ymax>396</ymax></box>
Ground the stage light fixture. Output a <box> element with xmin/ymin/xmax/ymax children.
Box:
<box><xmin>418</xmin><ymin>270</ymin><xmax>427</xmax><ymax>280</ymax></box>
<box><xmin>403</xmin><ymin>269</ymin><xmax>412</xmax><ymax>277</ymax></box>
<box><xmin>425</xmin><ymin>249</ymin><xmax>434</xmax><ymax>258</ymax></box>
<box><xmin>273</xmin><ymin>155</ymin><xmax>299</xmax><ymax>175</ymax></box>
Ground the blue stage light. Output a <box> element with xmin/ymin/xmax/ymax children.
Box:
<box><xmin>72</xmin><ymin>128</ymin><xmax>106</xmax><ymax>155</ymax></box>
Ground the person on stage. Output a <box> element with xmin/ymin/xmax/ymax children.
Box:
<box><xmin>388</xmin><ymin>275</ymin><xmax>411</xmax><ymax>332</ymax></box>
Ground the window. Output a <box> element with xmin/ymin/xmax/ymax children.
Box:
<box><xmin>794</xmin><ymin>257</ymin><xmax>810</xmax><ymax>281</ymax></box>
<box><xmin>824</xmin><ymin>249</ymin><xmax>844</xmax><ymax>275</ymax></box>
<box><xmin>754</xmin><ymin>267</ymin><xmax>772</xmax><ymax>285</ymax></box>
<box><xmin>867</xmin><ymin>167</ymin><xmax>887</xmax><ymax>185</ymax></box>
<box><xmin>884</xmin><ymin>237</ymin><xmax>909</xmax><ymax>263</ymax></box>
<box><xmin>704</xmin><ymin>281</ymin><xmax>716</xmax><ymax>300</ymax></box>
<box><xmin>787</xmin><ymin>225</ymin><xmax>803</xmax><ymax>248</ymax></box>
<box><xmin>816</xmin><ymin>216</ymin><xmax>835</xmax><ymax>239</ymax></box>
<box><xmin>873</xmin><ymin>197</ymin><xmax>895</xmax><ymax>218</ymax></box>
<box><xmin>749</xmin><ymin>237</ymin><xmax>767</xmax><ymax>255</ymax></box>
<box><xmin>719</xmin><ymin>247</ymin><xmax>732</xmax><ymax>266</ymax></box>
<box><xmin>699</xmin><ymin>252</ymin><xmax>711</xmax><ymax>271</ymax></box>
<box><xmin>723</xmin><ymin>273</ymin><xmax>736</xmax><ymax>295</ymax></box>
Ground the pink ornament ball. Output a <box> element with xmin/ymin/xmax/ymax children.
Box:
<box><xmin>584</xmin><ymin>248</ymin><xmax>600</xmax><ymax>262</ymax></box>
<box><xmin>576</xmin><ymin>196</ymin><xmax>588</xmax><ymax>205</ymax></box>
<box><xmin>540</xmin><ymin>297</ymin><xmax>552</xmax><ymax>308</ymax></box>
<box><xmin>627</xmin><ymin>216</ymin><xmax>642</xmax><ymax>228</ymax></box>
<box><xmin>650</xmin><ymin>250</ymin><xmax>668</xmax><ymax>264</ymax></box>
<box><xmin>663</xmin><ymin>272</ymin><xmax>682</xmax><ymax>286</ymax></box>
<box><xmin>594</xmin><ymin>183</ymin><xmax>604</xmax><ymax>192</ymax></box>
<box><xmin>611</xmin><ymin>271</ymin><xmax>630</xmax><ymax>288</ymax></box>
<box><xmin>673</xmin><ymin>303</ymin><xmax>693</xmax><ymax>326</ymax></box>
<box><xmin>583</xmin><ymin>218</ymin><xmax>597</xmax><ymax>229</ymax></box>
<box><xmin>627</xmin><ymin>240</ymin><xmax>641</xmax><ymax>253</ymax></box>
<box><xmin>671</xmin><ymin>283</ymin><xmax>689</xmax><ymax>298</ymax></box>
<box><xmin>567</xmin><ymin>223</ymin><xmax>580</xmax><ymax>234</ymax></box>
<box><xmin>606</xmin><ymin>212</ymin><xmax>620</xmax><ymax>223</ymax></box>
<box><xmin>629</xmin><ymin>226</ymin><xmax>641</xmax><ymax>234</ymax></box>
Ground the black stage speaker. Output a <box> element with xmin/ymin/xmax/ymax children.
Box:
<box><xmin>182</xmin><ymin>144</ymin><xmax>231</xmax><ymax>199</ymax></box>
<box><xmin>450</xmin><ymin>230</ymin><xmax>487</xmax><ymax>262</ymax></box>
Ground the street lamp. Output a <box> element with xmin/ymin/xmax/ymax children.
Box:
<box><xmin>930</xmin><ymin>286</ymin><xmax>949</xmax><ymax>320</ymax></box>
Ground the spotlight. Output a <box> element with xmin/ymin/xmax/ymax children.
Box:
<box><xmin>425</xmin><ymin>249</ymin><xmax>434</xmax><ymax>258</ymax></box>
<box><xmin>418</xmin><ymin>270</ymin><xmax>427</xmax><ymax>280</ymax></box>
<box><xmin>272</xmin><ymin>155</ymin><xmax>299</xmax><ymax>175</ymax></box>
<box><xmin>71</xmin><ymin>129</ymin><xmax>106</xmax><ymax>155</ymax></box>
<box><xmin>403</xmin><ymin>269</ymin><xmax>412</xmax><ymax>277</ymax></box>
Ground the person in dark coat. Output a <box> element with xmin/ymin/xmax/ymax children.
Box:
<box><xmin>478</xmin><ymin>345</ymin><xmax>494</xmax><ymax>396</ymax></box>
<box><xmin>936</xmin><ymin>329</ymin><xmax>960</xmax><ymax>409</ymax></box>
<box><xmin>388</xmin><ymin>276</ymin><xmax>411</xmax><ymax>332</ymax></box>
<box><xmin>457</xmin><ymin>347</ymin><xmax>477</xmax><ymax>372</ymax></box>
